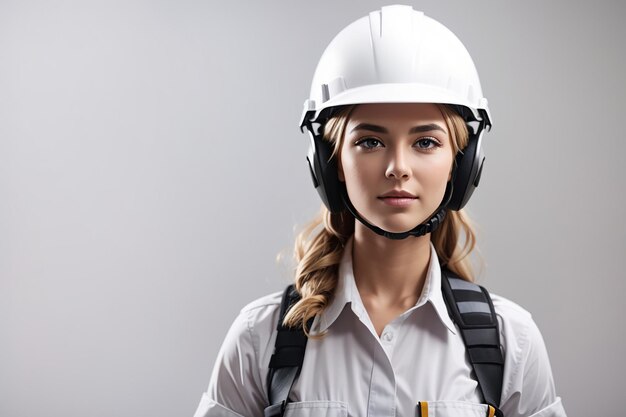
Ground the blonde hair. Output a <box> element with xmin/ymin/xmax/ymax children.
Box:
<box><xmin>283</xmin><ymin>104</ymin><xmax>478</xmax><ymax>338</ymax></box>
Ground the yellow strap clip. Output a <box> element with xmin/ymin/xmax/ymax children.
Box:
<box><xmin>418</xmin><ymin>401</ymin><xmax>428</xmax><ymax>417</ymax></box>
<box><xmin>487</xmin><ymin>405</ymin><xmax>496</xmax><ymax>417</ymax></box>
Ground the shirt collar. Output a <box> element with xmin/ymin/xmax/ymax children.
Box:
<box><xmin>314</xmin><ymin>236</ymin><xmax>457</xmax><ymax>335</ymax></box>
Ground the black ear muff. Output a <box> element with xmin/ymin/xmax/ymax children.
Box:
<box><xmin>448</xmin><ymin>126</ymin><xmax>485</xmax><ymax>211</ymax></box>
<box><xmin>305</xmin><ymin>125</ymin><xmax>344</xmax><ymax>212</ymax></box>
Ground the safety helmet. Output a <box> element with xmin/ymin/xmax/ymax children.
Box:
<box><xmin>301</xmin><ymin>5</ymin><xmax>492</xmax><ymax>240</ymax></box>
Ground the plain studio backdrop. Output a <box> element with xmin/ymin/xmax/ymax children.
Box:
<box><xmin>1</xmin><ymin>1</ymin><xmax>624</xmax><ymax>416</ymax></box>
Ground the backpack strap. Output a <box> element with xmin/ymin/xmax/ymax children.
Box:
<box><xmin>264</xmin><ymin>284</ymin><xmax>312</xmax><ymax>417</ymax></box>
<box><xmin>440</xmin><ymin>267</ymin><xmax>505</xmax><ymax>417</ymax></box>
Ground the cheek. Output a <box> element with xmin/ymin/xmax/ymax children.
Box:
<box><xmin>339</xmin><ymin>146</ymin><xmax>360</xmax><ymax>183</ymax></box>
<box><xmin>337</xmin><ymin>162</ymin><xmax>345</xmax><ymax>182</ymax></box>
<box><xmin>342</xmin><ymin>156</ymin><xmax>365</xmax><ymax>185</ymax></box>
<box><xmin>418</xmin><ymin>154</ymin><xmax>454</xmax><ymax>189</ymax></box>
<box><xmin>337</xmin><ymin>145</ymin><xmax>348</xmax><ymax>182</ymax></box>
<box><xmin>340</xmin><ymin>153</ymin><xmax>377</xmax><ymax>196</ymax></box>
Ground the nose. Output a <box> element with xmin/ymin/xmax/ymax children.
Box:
<box><xmin>385</xmin><ymin>146</ymin><xmax>411</xmax><ymax>180</ymax></box>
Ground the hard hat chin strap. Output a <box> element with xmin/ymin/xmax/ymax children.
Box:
<box><xmin>339</xmin><ymin>181</ymin><xmax>453</xmax><ymax>240</ymax></box>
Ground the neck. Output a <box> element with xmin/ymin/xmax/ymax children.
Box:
<box><xmin>351</xmin><ymin>221</ymin><xmax>432</xmax><ymax>308</ymax></box>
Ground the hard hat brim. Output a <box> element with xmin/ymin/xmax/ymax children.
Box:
<box><xmin>302</xmin><ymin>83</ymin><xmax>491</xmax><ymax>128</ymax></box>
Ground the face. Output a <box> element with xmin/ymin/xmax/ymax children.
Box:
<box><xmin>338</xmin><ymin>103</ymin><xmax>455</xmax><ymax>234</ymax></box>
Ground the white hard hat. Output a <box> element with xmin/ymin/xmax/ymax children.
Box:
<box><xmin>300</xmin><ymin>4</ymin><xmax>492</xmax><ymax>129</ymax></box>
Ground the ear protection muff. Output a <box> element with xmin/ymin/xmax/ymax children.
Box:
<box><xmin>305</xmin><ymin>122</ymin><xmax>344</xmax><ymax>212</ymax></box>
<box><xmin>304</xmin><ymin>117</ymin><xmax>487</xmax><ymax>214</ymax></box>
<box><xmin>448</xmin><ymin>122</ymin><xmax>486</xmax><ymax>211</ymax></box>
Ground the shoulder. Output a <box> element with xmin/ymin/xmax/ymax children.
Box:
<box><xmin>241</xmin><ymin>289</ymin><xmax>283</xmax><ymax>314</ymax></box>
<box><xmin>489</xmin><ymin>292</ymin><xmax>533</xmax><ymax>335</ymax></box>
<box><xmin>227</xmin><ymin>289</ymin><xmax>284</xmax><ymax>344</ymax></box>
<box><xmin>216</xmin><ymin>289</ymin><xmax>283</xmax><ymax>358</ymax></box>
<box><xmin>220</xmin><ymin>289</ymin><xmax>283</xmax><ymax>343</ymax></box>
<box><xmin>488</xmin><ymin>292</ymin><xmax>539</xmax><ymax>366</ymax></box>
<box><xmin>488</xmin><ymin>292</ymin><xmax>539</xmax><ymax>360</ymax></box>
<box><xmin>485</xmin><ymin>292</ymin><xmax>539</xmax><ymax>377</ymax></box>
<box><xmin>237</xmin><ymin>289</ymin><xmax>284</xmax><ymax>339</ymax></box>
<box><xmin>487</xmin><ymin>292</ymin><xmax>563</xmax><ymax>416</ymax></box>
<box><xmin>206</xmin><ymin>288</ymin><xmax>286</xmax><ymax>413</ymax></box>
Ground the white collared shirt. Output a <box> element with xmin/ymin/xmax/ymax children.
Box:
<box><xmin>193</xmin><ymin>237</ymin><xmax>566</xmax><ymax>417</ymax></box>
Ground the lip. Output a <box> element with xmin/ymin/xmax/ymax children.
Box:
<box><xmin>379</xmin><ymin>189</ymin><xmax>417</xmax><ymax>198</ymax></box>
<box><xmin>378</xmin><ymin>197</ymin><xmax>416</xmax><ymax>207</ymax></box>
<box><xmin>378</xmin><ymin>189</ymin><xmax>418</xmax><ymax>208</ymax></box>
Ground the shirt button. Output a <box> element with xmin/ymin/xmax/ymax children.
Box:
<box><xmin>382</xmin><ymin>331</ymin><xmax>394</xmax><ymax>342</ymax></box>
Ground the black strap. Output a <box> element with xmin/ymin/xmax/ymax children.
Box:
<box><xmin>441</xmin><ymin>268</ymin><xmax>505</xmax><ymax>416</ymax></box>
<box><xmin>264</xmin><ymin>285</ymin><xmax>310</xmax><ymax>417</ymax></box>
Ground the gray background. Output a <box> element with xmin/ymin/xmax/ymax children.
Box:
<box><xmin>1</xmin><ymin>1</ymin><xmax>624</xmax><ymax>416</ymax></box>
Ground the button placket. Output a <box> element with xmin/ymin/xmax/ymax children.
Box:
<box><xmin>379</xmin><ymin>323</ymin><xmax>399</xmax><ymax>359</ymax></box>
<box><xmin>367</xmin><ymin>341</ymin><xmax>397</xmax><ymax>417</ymax></box>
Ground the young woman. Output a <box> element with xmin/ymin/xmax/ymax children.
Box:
<box><xmin>193</xmin><ymin>5</ymin><xmax>566</xmax><ymax>417</ymax></box>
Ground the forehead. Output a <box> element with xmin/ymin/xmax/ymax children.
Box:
<box><xmin>347</xmin><ymin>103</ymin><xmax>445</xmax><ymax>127</ymax></box>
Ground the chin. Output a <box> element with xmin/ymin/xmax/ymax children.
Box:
<box><xmin>369</xmin><ymin>214</ymin><xmax>431</xmax><ymax>234</ymax></box>
<box><xmin>379</xmin><ymin>222</ymin><xmax>424</xmax><ymax>234</ymax></box>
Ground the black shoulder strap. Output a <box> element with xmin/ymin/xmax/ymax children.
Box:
<box><xmin>440</xmin><ymin>267</ymin><xmax>505</xmax><ymax>417</ymax></box>
<box><xmin>264</xmin><ymin>284</ymin><xmax>310</xmax><ymax>417</ymax></box>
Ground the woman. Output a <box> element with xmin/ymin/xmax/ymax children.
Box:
<box><xmin>193</xmin><ymin>5</ymin><xmax>566</xmax><ymax>417</ymax></box>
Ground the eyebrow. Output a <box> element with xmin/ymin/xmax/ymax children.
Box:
<box><xmin>350</xmin><ymin>123</ymin><xmax>447</xmax><ymax>135</ymax></box>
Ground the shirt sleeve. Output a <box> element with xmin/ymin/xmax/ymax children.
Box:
<box><xmin>496</xmin><ymin>298</ymin><xmax>567</xmax><ymax>417</ymax></box>
<box><xmin>193</xmin><ymin>308</ymin><xmax>267</xmax><ymax>417</ymax></box>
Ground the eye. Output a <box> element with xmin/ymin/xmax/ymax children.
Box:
<box><xmin>414</xmin><ymin>137</ymin><xmax>441</xmax><ymax>150</ymax></box>
<box><xmin>355</xmin><ymin>137</ymin><xmax>384</xmax><ymax>149</ymax></box>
